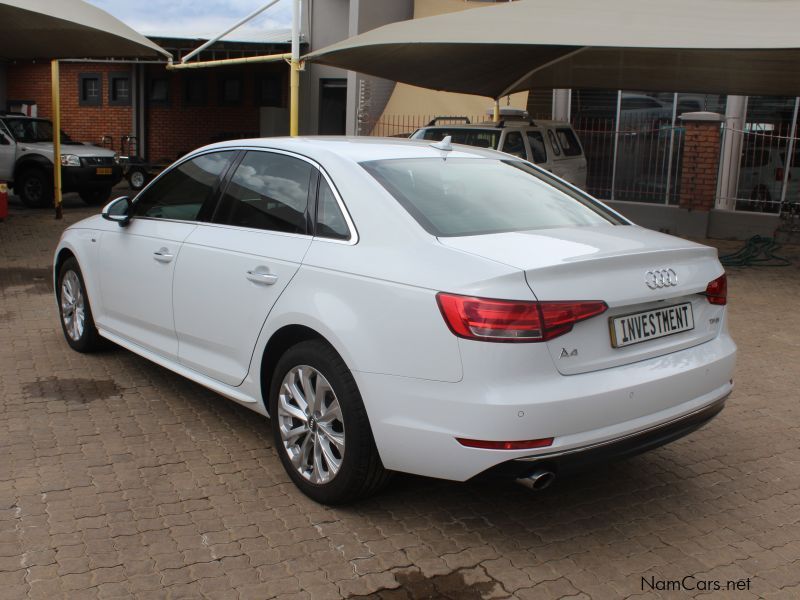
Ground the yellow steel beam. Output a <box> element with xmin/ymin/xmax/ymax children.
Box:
<box><xmin>166</xmin><ymin>53</ymin><xmax>291</xmax><ymax>70</ymax></box>
<box><xmin>289</xmin><ymin>59</ymin><xmax>300</xmax><ymax>137</ymax></box>
<box><xmin>52</xmin><ymin>59</ymin><xmax>62</xmax><ymax>219</ymax></box>
<box><xmin>493</xmin><ymin>99</ymin><xmax>500</xmax><ymax>123</ymax></box>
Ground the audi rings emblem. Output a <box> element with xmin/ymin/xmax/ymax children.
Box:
<box><xmin>645</xmin><ymin>268</ymin><xmax>678</xmax><ymax>289</ymax></box>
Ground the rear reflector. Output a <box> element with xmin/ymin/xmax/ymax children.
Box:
<box><xmin>436</xmin><ymin>293</ymin><xmax>607</xmax><ymax>342</ymax></box>
<box><xmin>705</xmin><ymin>274</ymin><xmax>727</xmax><ymax>305</ymax></box>
<box><xmin>456</xmin><ymin>437</ymin><xmax>554</xmax><ymax>450</ymax></box>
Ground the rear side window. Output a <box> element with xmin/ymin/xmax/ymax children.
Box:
<box><xmin>555</xmin><ymin>128</ymin><xmax>582</xmax><ymax>157</ymax></box>
<box><xmin>526</xmin><ymin>131</ymin><xmax>547</xmax><ymax>163</ymax></box>
<box><xmin>316</xmin><ymin>178</ymin><xmax>350</xmax><ymax>240</ymax></box>
<box><xmin>134</xmin><ymin>151</ymin><xmax>235</xmax><ymax>221</ymax></box>
<box><xmin>362</xmin><ymin>158</ymin><xmax>621</xmax><ymax>237</ymax></box>
<box><xmin>215</xmin><ymin>151</ymin><xmax>313</xmax><ymax>234</ymax></box>
<box><xmin>501</xmin><ymin>131</ymin><xmax>525</xmax><ymax>158</ymax></box>
<box><xmin>414</xmin><ymin>128</ymin><xmax>499</xmax><ymax>150</ymax></box>
<box><xmin>547</xmin><ymin>129</ymin><xmax>562</xmax><ymax>157</ymax></box>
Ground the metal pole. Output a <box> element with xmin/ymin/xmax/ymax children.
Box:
<box><xmin>493</xmin><ymin>99</ymin><xmax>500</xmax><ymax>123</ymax></box>
<box><xmin>664</xmin><ymin>92</ymin><xmax>678</xmax><ymax>204</ymax></box>
<box><xmin>180</xmin><ymin>0</ymin><xmax>283</xmax><ymax>64</ymax></box>
<box><xmin>779</xmin><ymin>96</ymin><xmax>799</xmax><ymax>208</ymax></box>
<box><xmin>52</xmin><ymin>59</ymin><xmax>62</xmax><ymax>220</ymax></box>
<box><xmin>610</xmin><ymin>90</ymin><xmax>622</xmax><ymax>200</ymax></box>
<box><xmin>289</xmin><ymin>0</ymin><xmax>301</xmax><ymax>136</ymax></box>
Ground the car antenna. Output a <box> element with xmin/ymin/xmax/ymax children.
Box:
<box><xmin>430</xmin><ymin>135</ymin><xmax>453</xmax><ymax>152</ymax></box>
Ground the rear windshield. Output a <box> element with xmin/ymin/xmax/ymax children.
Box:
<box><xmin>412</xmin><ymin>128</ymin><xmax>500</xmax><ymax>150</ymax></box>
<box><xmin>362</xmin><ymin>158</ymin><xmax>622</xmax><ymax>237</ymax></box>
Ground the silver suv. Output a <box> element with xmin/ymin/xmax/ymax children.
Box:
<box><xmin>0</xmin><ymin>114</ymin><xmax>122</xmax><ymax>207</ymax></box>
<box><xmin>410</xmin><ymin>116</ymin><xmax>587</xmax><ymax>188</ymax></box>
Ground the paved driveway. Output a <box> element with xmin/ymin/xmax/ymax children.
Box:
<box><xmin>1</xmin><ymin>200</ymin><xmax>799</xmax><ymax>599</ymax></box>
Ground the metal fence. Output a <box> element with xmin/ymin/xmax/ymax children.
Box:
<box><xmin>571</xmin><ymin>117</ymin><xmax>684</xmax><ymax>204</ymax></box>
<box><xmin>368</xmin><ymin>114</ymin><xmax>487</xmax><ymax>138</ymax></box>
<box><xmin>719</xmin><ymin>123</ymin><xmax>800</xmax><ymax>214</ymax></box>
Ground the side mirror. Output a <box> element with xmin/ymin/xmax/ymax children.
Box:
<box><xmin>101</xmin><ymin>196</ymin><xmax>132</xmax><ymax>227</ymax></box>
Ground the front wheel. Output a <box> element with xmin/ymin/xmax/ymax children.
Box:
<box><xmin>269</xmin><ymin>340</ymin><xmax>390</xmax><ymax>504</ymax></box>
<box><xmin>57</xmin><ymin>257</ymin><xmax>106</xmax><ymax>352</ymax></box>
<box><xmin>17</xmin><ymin>168</ymin><xmax>53</xmax><ymax>208</ymax></box>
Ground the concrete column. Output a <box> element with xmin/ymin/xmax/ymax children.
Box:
<box><xmin>715</xmin><ymin>95</ymin><xmax>748</xmax><ymax>210</ymax></box>
<box><xmin>678</xmin><ymin>111</ymin><xmax>724</xmax><ymax>212</ymax></box>
<box><xmin>552</xmin><ymin>89</ymin><xmax>571</xmax><ymax>122</ymax></box>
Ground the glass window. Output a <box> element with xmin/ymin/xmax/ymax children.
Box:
<box><xmin>547</xmin><ymin>130</ymin><xmax>562</xmax><ymax>156</ymax></box>
<box><xmin>501</xmin><ymin>131</ymin><xmax>525</xmax><ymax>158</ymax></box>
<box><xmin>555</xmin><ymin>128</ymin><xmax>582</xmax><ymax>157</ymax></box>
<box><xmin>134</xmin><ymin>151</ymin><xmax>235</xmax><ymax>221</ymax></box>
<box><xmin>526</xmin><ymin>131</ymin><xmax>547</xmax><ymax>163</ymax></box>
<box><xmin>109</xmin><ymin>73</ymin><xmax>131</xmax><ymax>106</ymax></box>
<box><xmin>316</xmin><ymin>178</ymin><xmax>350</xmax><ymax>240</ymax></box>
<box><xmin>149</xmin><ymin>78</ymin><xmax>169</xmax><ymax>105</ymax></box>
<box><xmin>184</xmin><ymin>75</ymin><xmax>208</xmax><ymax>106</ymax></box>
<box><xmin>79</xmin><ymin>74</ymin><xmax>101</xmax><ymax>107</ymax></box>
<box><xmin>220</xmin><ymin>77</ymin><xmax>243</xmax><ymax>105</ymax></box>
<box><xmin>215</xmin><ymin>151</ymin><xmax>313</xmax><ymax>234</ymax></box>
<box><xmin>362</xmin><ymin>158</ymin><xmax>622</xmax><ymax>237</ymax></box>
<box><xmin>256</xmin><ymin>74</ymin><xmax>282</xmax><ymax>107</ymax></box>
<box><xmin>413</xmin><ymin>128</ymin><xmax>500</xmax><ymax>150</ymax></box>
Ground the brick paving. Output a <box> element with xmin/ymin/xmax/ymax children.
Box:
<box><xmin>1</xmin><ymin>195</ymin><xmax>799</xmax><ymax>599</ymax></box>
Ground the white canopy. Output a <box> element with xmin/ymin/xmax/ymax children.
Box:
<box><xmin>0</xmin><ymin>0</ymin><xmax>170</xmax><ymax>60</ymax></box>
<box><xmin>306</xmin><ymin>0</ymin><xmax>800</xmax><ymax>98</ymax></box>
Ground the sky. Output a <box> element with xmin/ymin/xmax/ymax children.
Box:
<box><xmin>85</xmin><ymin>0</ymin><xmax>294</xmax><ymax>40</ymax></box>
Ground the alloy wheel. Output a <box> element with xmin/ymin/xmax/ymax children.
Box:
<box><xmin>277</xmin><ymin>365</ymin><xmax>345</xmax><ymax>484</ymax></box>
<box><xmin>60</xmin><ymin>270</ymin><xmax>85</xmax><ymax>341</ymax></box>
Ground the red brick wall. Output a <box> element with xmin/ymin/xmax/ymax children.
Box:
<box><xmin>7</xmin><ymin>61</ymin><xmax>287</xmax><ymax>162</ymax></box>
<box><xmin>679</xmin><ymin>119</ymin><xmax>722</xmax><ymax>212</ymax></box>
<box><xmin>7</xmin><ymin>62</ymin><xmax>133</xmax><ymax>149</ymax></box>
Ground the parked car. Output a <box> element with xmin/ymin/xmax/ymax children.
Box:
<box><xmin>54</xmin><ymin>137</ymin><xmax>736</xmax><ymax>504</ymax></box>
<box><xmin>0</xmin><ymin>114</ymin><xmax>122</xmax><ymax>207</ymax></box>
<box><xmin>738</xmin><ymin>143</ymin><xmax>799</xmax><ymax>211</ymax></box>
<box><xmin>410</xmin><ymin>117</ymin><xmax>588</xmax><ymax>188</ymax></box>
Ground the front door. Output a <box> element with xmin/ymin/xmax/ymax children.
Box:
<box><xmin>173</xmin><ymin>150</ymin><xmax>315</xmax><ymax>386</ymax></box>
<box><xmin>96</xmin><ymin>151</ymin><xmax>236</xmax><ymax>360</ymax></box>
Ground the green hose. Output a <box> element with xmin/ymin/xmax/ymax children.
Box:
<box><xmin>719</xmin><ymin>235</ymin><xmax>791</xmax><ymax>267</ymax></box>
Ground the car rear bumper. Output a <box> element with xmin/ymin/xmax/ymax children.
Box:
<box><xmin>62</xmin><ymin>165</ymin><xmax>123</xmax><ymax>191</ymax></box>
<box><xmin>354</xmin><ymin>333</ymin><xmax>736</xmax><ymax>481</ymax></box>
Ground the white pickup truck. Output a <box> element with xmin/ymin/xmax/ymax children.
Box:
<box><xmin>0</xmin><ymin>114</ymin><xmax>122</xmax><ymax>207</ymax></box>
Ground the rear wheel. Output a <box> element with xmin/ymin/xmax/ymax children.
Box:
<box><xmin>269</xmin><ymin>340</ymin><xmax>390</xmax><ymax>504</ymax></box>
<box><xmin>57</xmin><ymin>257</ymin><xmax>105</xmax><ymax>352</ymax></box>
<box><xmin>127</xmin><ymin>167</ymin><xmax>148</xmax><ymax>191</ymax></box>
<box><xmin>18</xmin><ymin>168</ymin><xmax>52</xmax><ymax>208</ymax></box>
<box><xmin>79</xmin><ymin>187</ymin><xmax>112</xmax><ymax>206</ymax></box>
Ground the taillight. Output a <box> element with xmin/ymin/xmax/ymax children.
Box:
<box><xmin>436</xmin><ymin>293</ymin><xmax>607</xmax><ymax>342</ymax></box>
<box><xmin>705</xmin><ymin>274</ymin><xmax>727</xmax><ymax>305</ymax></box>
<box><xmin>456</xmin><ymin>437</ymin><xmax>554</xmax><ymax>450</ymax></box>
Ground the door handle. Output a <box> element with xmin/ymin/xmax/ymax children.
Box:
<box><xmin>246</xmin><ymin>268</ymin><xmax>278</xmax><ymax>285</ymax></box>
<box><xmin>153</xmin><ymin>247</ymin><xmax>174</xmax><ymax>263</ymax></box>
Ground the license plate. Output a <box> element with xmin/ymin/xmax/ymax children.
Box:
<box><xmin>610</xmin><ymin>302</ymin><xmax>694</xmax><ymax>348</ymax></box>
<box><xmin>96</xmin><ymin>167</ymin><xmax>112</xmax><ymax>175</ymax></box>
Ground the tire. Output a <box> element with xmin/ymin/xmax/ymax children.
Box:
<box><xmin>17</xmin><ymin>167</ymin><xmax>53</xmax><ymax>208</ymax></box>
<box><xmin>56</xmin><ymin>257</ymin><xmax>106</xmax><ymax>353</ymax></box>
<box><xmin>127</xmin><ymin>168</ymin><xmax>148</xmax><ymax>191</ymax></box>
<box><xmin>79</xmin><ymin>187</ymin><xmax>112</xmax><ymax>206</ymax></box>
<box><xmin>269</xmin><ymin>340</ymin><xmax>391</xmax><ymax>504</ymax></box>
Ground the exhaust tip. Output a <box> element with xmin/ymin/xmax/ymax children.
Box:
<box><xmin>515</xmin><ymin>469</ymin><xmax>556</xmax><ymax>491</ymax></box>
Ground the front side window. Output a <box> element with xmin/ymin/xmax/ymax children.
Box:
<box><xmin>3</xmin><ymin>118</ymin><xmax>70</xmax><ymax>143</ymax></box>
<box><xmin>133</xmin><ymin>151</ymin><xmax>235</xmax><ymax>221</ymax></box>
<box><xmin>362</xmin><ymin>158</ymin><xmax>622</xmax><ymax>237</ymax></box>
<box><xmin>555</xmin><ymin>128</ymin><xmax>582</xmax><ymax>157</ymax></box>
<box><xmin>316</xmin><ymin>178</ymin><xmax>350</xmax><ymax>240</ymax></box>
<box><xmin>501</xmin><ymin>131</ymin><xmax>525</xmax><ymax>158</ymax></box>
<box><xmin>527</xmin><ymin>131</ymin><xmax>547</xmax><ymax>163</ymax></box>
<box><xmin>215</xmin><ymin>151</ymin><xmax>313</xmax><ymax>234</ymax></box>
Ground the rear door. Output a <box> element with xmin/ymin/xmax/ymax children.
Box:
<box><xmin>96</xmin><ymin>151</ymin><xmax>236</xmax><ymax>360</ymax></box>
<box><xmin>172</xmin><ymin>149</ymin><xmax>315</xmax><ymax>386</ymax></box>
<box><xmin>547</xmin><ymin>126</ymin><xmax>587</xmax><ymax>188</ymax></box>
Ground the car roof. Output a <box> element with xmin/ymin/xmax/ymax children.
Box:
<box><xmin>418</xmin><ymin>119</ymin><xmax>572</xmax><ymax>130</ymax></box>
<box><xmin>197</xmin><ymin>136</ymin><xmax>512</xmax><ymax>163</ymax></box>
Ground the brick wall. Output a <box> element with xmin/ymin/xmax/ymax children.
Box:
<box><xmin>7</xmin><ymin>62</ymin><xmax>133</xmax><ymax>149</ymax></box>
<box><xmin>678</xmin><ymin>116</ymin><xmax>723</xmax><ymax>211</ymax></box>
<box><xmin>6</xmin><ymin>61</ymin><xmax>287</xmax><ymax>162</ymax></box>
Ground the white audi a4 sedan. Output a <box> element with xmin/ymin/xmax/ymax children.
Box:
<box><xmin>54</xmin><ymin>137</ymin><xmax>736</xmax><ymax>503</ymax></box>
